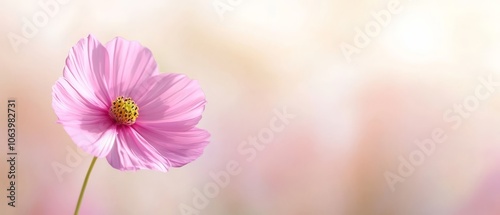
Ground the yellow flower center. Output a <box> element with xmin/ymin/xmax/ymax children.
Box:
<box><xmin>109</xmin><ymin>96</ymin><xmax>139</xmax><ymax>125</ymax></box>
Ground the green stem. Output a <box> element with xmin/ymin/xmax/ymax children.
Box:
<box><xmin>74</xmin><ymin>156</ymin><xmax>97</xmax><ymax>215</ymax></box>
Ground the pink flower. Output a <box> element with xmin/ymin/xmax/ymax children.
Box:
<box><xmin>52</xmin><ymin>35</ymin><xmax>210</xmax><ymax>171</ymax></box>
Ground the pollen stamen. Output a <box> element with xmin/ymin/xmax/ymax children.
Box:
<box><xmin>109</xmin><ymin>96</ymin><xmax>139</xmax><ymax>125</ymax></box>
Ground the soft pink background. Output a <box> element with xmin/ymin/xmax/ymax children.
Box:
<box><xmin>1</xmin><ymin>0</ymin><xmax>500</xmax><ymax>214</ymax></box>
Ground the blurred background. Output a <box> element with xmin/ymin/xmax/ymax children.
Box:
<box><xmin>1</xmin><ymin>0</ymin><xmax>500</xmax><ymax>214</ymax></box>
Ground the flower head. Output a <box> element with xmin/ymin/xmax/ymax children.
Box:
<box><xmin>52</xmin><ymin>35</ymin><xmax>210</xmax><ymax>171</ymax></box>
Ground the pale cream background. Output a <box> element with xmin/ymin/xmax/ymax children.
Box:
<box><xmin>1</xmin><ymin>0</ymin><xmax>500</xmax><ymax>214</ymax></box>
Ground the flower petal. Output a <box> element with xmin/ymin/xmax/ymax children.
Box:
<box><xmin>63</xmin><ymin>34</ymin><xmax>111</xmax><ymax>107</ymax></box>
<box><xmin>53</xmin><ymin>77</ymin><xmax>116</xmax><ymax>157</ymax></box>
<box><xmin>133</xmin><ymin>125</ymin><xmax>210</xmax><ymax>168</ymax></box>
<box><xmin>105</xmin><ymin>37</ymin><xmax>159</xmax><ymax>99</ymax></box>
<box><xmin>131</xmin><ymin>73</ymin><xmax>207</xmax><ymax>131</ymax></box>
<box><xmin>106</xmin><ymin>126</ymin><xmax>170</xmax><ymax>171</ymax></box>
<box><xmin>53</xmin><ymin>78</ymin><xmax>104</xmax><ymax>123</ymax></box>
<box><xmin>63</xmin><ymin>123</ymin><xmax>117</xmax><ymax>158</ymax></box>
